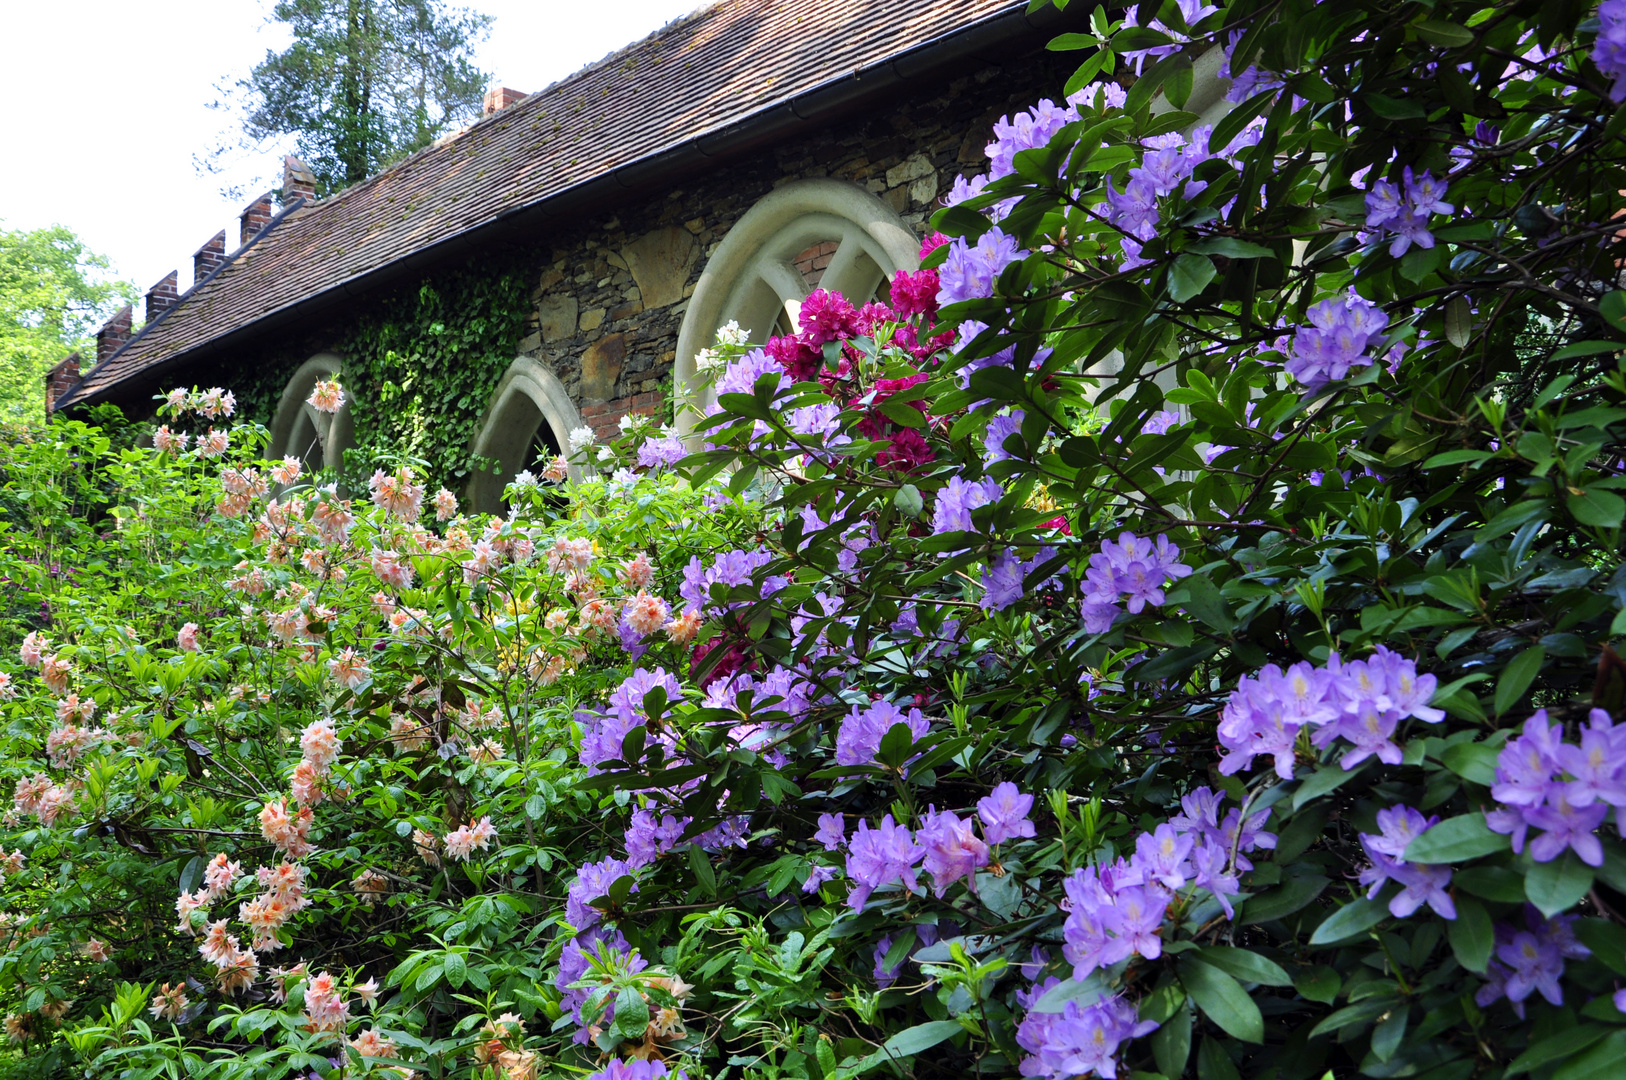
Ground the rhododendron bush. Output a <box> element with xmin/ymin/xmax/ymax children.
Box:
<box><xmin>7</xmin><ymin>1</ymin><xmax>1626</xmax><ymax>1079</ymax></box>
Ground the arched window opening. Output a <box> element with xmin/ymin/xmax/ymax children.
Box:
<box><xmin>466</xmin><ymin>358</ymin><xmax>585</xmax><ymax>514</ymax></box>
<box><xmin>266</xmin><ymin>354</ymin><xmax>353</xmax><ymax>472</ymax></box>
<box><xmin>674</xmin><ymin>179</ymin><xmax>920</xmax><ymax>432</ymax></box>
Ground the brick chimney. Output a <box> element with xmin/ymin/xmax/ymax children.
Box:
<box><xmin>194</xmin><ymin>230</ymin><xmax>227</xmax><ymax>281</ymax></box>
<box><xmin>240</xmin><ymin>192</ymin><xmax>274</xmax><ymax>246</ymax></box>
<box><xmin>44</xmin><ymin>353</ymin><xmax>81</xmax><ymax>415</ymax></box>
<box><xmin>145</xmin><ymin>270</ymin><xmax>179</xmax><ymax>324</ymax></box>
<box><xmin>283</xmin><ymin>155</ymin><xmax>317</xmax><ymax>206</ymax></box>
<box><xmin>96</xmin><ymin>305</ymin><xmax>133</xmax><ymax>363</ymax></box>
<box><xmin>483</xmin><ymin>86</ymin><xmax>526</xmax><ymax>115</ymax></box>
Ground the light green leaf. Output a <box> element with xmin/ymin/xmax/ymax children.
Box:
<box><xmin>1308</xmin><ymin>897</ymin><xmax>1386</xmax><ymax>945</ymax></box>
<box><xmin>1293</xmin><ymin>763</ymin><xmax>1364</xmax><ymax>811</ymax></box>
<box><xmin>1552</xmin><ymin>1029</ymin><xmax>1626</xmax><ymax>1080</ymax></box>
<box><xmin>1413</xmin><ymin>18</ymin><xmax>1474</xmax><ymax>47</ymax></box>
<box><xmin>1193</xmin><ymin>946</ymin><xmax>1292</xmax><ymax>987</ymax></box>
<box><xmin>1167</xmin><ymin>254</ymin><xmax>1216</xmax><ymax>303</ymax></box>
<box><xmin>881</xmin><ymin>1021</ymin><xmax>963</xmax><ymax>1058</ymax></box>
<box><xmin>1403</xmin><ymin>813</ymin><xmax>1508</xmax><ymax>863</ymax></box>
<box><xmin>1444</xmin><ymin>296</ymin><xmax>1472</xmax><ymax>348</ymax></box>
<box><xmin>1178</xmin><ymin>957</ymin><xmax>1263</xmax><ymax>1043</ymax></box>
<box><xmin>1526</xmin><ymin>853</ymin><xmax>1594</xmax><ymax>918</ymax></box>
<box><xmin>1151</xmin><ymin>1006</ymin><xmax>1190</xmax><ymax>1079</ymax></box>
<box><xmin>1570</xmin><ymin>489</ymin><xmax>1626</xmax><ymax>529</ymax></box>
<box><xmin>1447</xmin><ymin>896</ymin><xmax>1494</xmax><ymax>973</ymax></box>
<box><xmin>1494</xmin><ymin>645</ymin><xmax>1545</xmax><ymax>716</ymax></box>
<box><xmin>1293</xmin><ymin>965</ymin><xmax>1340</xmax><ymax>1004</ymax></box>
<box><xmin>1440</xmin><ymin>742</ymin><xmax>1498</xmax><ymax>785</ymax></box>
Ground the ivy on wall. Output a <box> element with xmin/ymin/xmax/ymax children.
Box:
<box><xmin>339</xmin><ymin>254</ymin><xmax>532</xmax><ymax>494</ymax></box>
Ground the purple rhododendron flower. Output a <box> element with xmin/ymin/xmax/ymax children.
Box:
<box><xmin>845</xmin><ymin>814</ymin><xmax>925</xmax><ymax>910</ymax></box>
<box><xmin>987</xmin><ymin>99</ymin><xmax>1075</xmax><ymax>181</ymax></box>
<box><xmin>624</xmin><ymin>809</ymin><xmax>689</xmax><ymax>869</ymax></box>
<box><xmin>636</xmin><ymin>432</ymin><xmax>686</xmax><ymax>468</ymax></box>
<box><xmin>977</xmin><ymin>782</ymin><xmax>1036</xmax><ymax>845</ymax></box>
<box><xmin>565</xmin><ymin>856</ymin><xmax>636</xmax><ymax>930</ymax></box>
<box><xmin>1284</xmin><ymin>292</ymin><xmax>1389</xmax><ymax>389</ymax></box>
<box><xmin>1357</xmin><ymin>805</ymin><xmax>1457</xmax><ymax>919</ymax></box>
<box><xmin>1019</xmin><ymin>995</ymin><xmax>1159</xmax><ymax>1080</ymax></box>
<box><xmin>558</xmin><ymin>928</ymin><xmax>645</xmax><ymax>1044</ymax></box>
<box><xmin>815</xmin><ymin>813</ymin><xmax>846</xmax><ymax>851</ymax></box>
<box><xmin>1217</xmin><ymin>647</ymin><xmax>1440</xmax><ymax>780</ymax></box>
<box><xmin>1485</xmin><ymin>708</ymin><xmax>1626</xmax><ymax>865</ymax></box>
<box><xmin>933</xmin><ymin>474</ymin><xmax>1002</xmax><ymax>535</ymax></box>
<box><xmin>587</xmin><ymin>1058</ymin><xmax>685</xmax><ymax>1080</ymax></box>
<box><xmin>937</xmin><ymin>228</ymin><xmax>1027</xmax><ymax>306</ymax></box>
<box><xmin>918</xmin><ymin>807</ymin><xmax>989</xmax><ymax>896</ymax></box>
<box><xmin>1079</xmin><ymin>531</ymin><xmax>1192</xmax><ymax>631</ymax></box>
<box><xmin>984</xmin><ymin>410</ymin><xmax>1025</xmax><ymax>463</ymax></box>
<box><xmin>1477</xmin><ymin>908</ymin><xmax>1587</xmax><ymax>1019</ymax></box>
<box><xmin>1595</xmin><ymin>0</ymin><xmax>1626</xmax><ymax>101</ymax></box>
<box><xmin>981</xmin><ymin>549</ymin><xmax>1026</xmax><ymax>613</ymax></box>
<box><xmin>836</xmin><ymin>699</ymin><xmax>929</xmax><ymax>766</ymax></box>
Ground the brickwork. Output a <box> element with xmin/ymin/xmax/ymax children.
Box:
<box><xmin>283</xmin><ymin>157</ymin><xmax>318</xmax><ymax>206</ymax></box>
<box><xmin>580</xmin><ymin>390</ymin><xmax>666</xmax><ymax>443</ymax></box>
<box><xmin>96</xmin><ymin>305</ymin><xmax>133</xmax><ymax>364</ymax></box>
<box><xmin>483</xmin><ymin>87</ymin><xmax>526</xmax><ymax>115</ymax></box>
<box><xmin>793</xmin><ymin>241</ymin><xmax>841</xmax><ymax>289</ymax></box>
<box><xmin>146</xmin><ymin>271</ymin><xmax>180</xmax><ymax>324</ymax></box>
<box><xmin>240</xmin><ymin>193</ymin><xmax>274</xmax><ymax>246</ymax></box>
<box><xmin>194</xmin><ymin>231</ymin><xmax>228</xmax><ymax>282</ymax></box>
<box><xmin>44</xmin><ymin>353</ymin><xmax>81</xmax><ymax>416</ymax></box>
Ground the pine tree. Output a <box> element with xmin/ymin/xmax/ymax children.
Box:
<box><xmin>222</xmin><ymin>0</ymin><xmax>493</xmax><ymax>195</ymax></box>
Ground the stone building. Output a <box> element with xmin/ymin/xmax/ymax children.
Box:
<box><xmin>51</xmin><ymin>0</ymin><xmax>1090</xmax><ymax>508</ymax></box>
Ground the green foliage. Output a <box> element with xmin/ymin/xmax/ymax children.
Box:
<box><xmin>0</xmin><ymin>225</ymin><xmax>134</xmax><ymax>419</ymax></box>
<box><xmin>11</xmin><ymin>1</ymin><xmax>1626</xmax><ymax>1079</ymax></box>
<box><xmin>340</xmin><ymin>254</ymin><xmax>532</xmax><ymax>492</ymax></box>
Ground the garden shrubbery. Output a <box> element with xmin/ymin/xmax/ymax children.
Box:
<box><xmin>5</xmin><ymin>1</ymin><xmax>1626</xmax><ymax>1078</ymax></box>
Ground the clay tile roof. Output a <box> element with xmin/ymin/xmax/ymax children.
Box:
<box><xmin>64</xmin><ymin>0</ymin><xmax>1036</xmax><ymax>410</ymax></box>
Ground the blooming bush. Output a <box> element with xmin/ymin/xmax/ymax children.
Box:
<box><xmin>6</xmin><ymin>1</ymin><xmax>1626</xmax><ymax>1079</ymax></box>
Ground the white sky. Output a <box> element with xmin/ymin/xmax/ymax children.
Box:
<box><xmin>0</xmin><ymin>0</ymin><xmax>701</xmax><ymax>300</ymax></box>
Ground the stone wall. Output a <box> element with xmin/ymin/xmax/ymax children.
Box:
<box><xmin>514</xmin><ymin>50</ymin><xmax>1078</xmax><ymax>442</ymax></box>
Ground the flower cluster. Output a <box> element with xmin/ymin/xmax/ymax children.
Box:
<box><xmin>835</xmin><ymin>699</ymin><xmax>928</xmax><ymax>766</ymax></box>
<box><xmin>1365</xmin><ymin>167</ymin><xmax>1453</xmax><ymax>257</ymax></box>
<box><xmin>1357</xmin><ymin>805</ymin><xmax>1456</xmax><ymax>918</ymax></box>
<box><xmin>577</xmin><ymin>667</ymin><xmax>683</xmax><ymax>773</ymax></box>
<box><xmin>1476</xmin><ymin>906</ymin><xmax>1591</xmax><ymax>1018</ymax></box>
<box><xmin>1283</xmin><ymin>291</ymin><xmax>1391</xmax><ymax>389</ymax></box>
<box><xmin>1218</xmin><ymin>648</ymin><xmax>1442</xmax><ymax>779</ymax></box>
<box><xmin>1596</xmin><ymin>0</ymin><xmax>1626</xmax><ymax>102</ymax></box>
<box><xmin>1062</xmin><ymin>787</ymin><xmax>1265</xmax><ymax>979</ymax></box>
<box><xmin>444</xmin><ymin>815</ymin><xmax>498</xmax><ymax>861</ymax></box>
<box><xmin>1486</xmin><ymin>708</ymin><xmax>1625</xmax><ymax>867</ymax></box>
<box><xmin>1079</xmin><ymin>531</ymin><xmax>1191</xmax><ymax>633</ymax></box>
<box><xmin>679</xmin><ymin>548</ymin><xmax>782</xmax><ymax>617</ymax></box>
<box><xmin>306</xmin><ymin>379</ymin><xmax>345</xmax><ymax>414</ymax></box>
<box><xmin>1016</xmin><ymin>987</ymin><xmax>1159</xmax><ymax>1080</ymax></box>
<box><xmin>932</xmin><ymin>475</ymin><xmax>1002</xmax><ymax>535</ymax></box>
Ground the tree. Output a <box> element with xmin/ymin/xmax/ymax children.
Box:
<box><xmin>0</xmin><ymin>224</ymin><xmax>132</xmax><ymax>419</ymax></box>
<box><xmin>223</xmin><ymin>0</ymin><xmax>493</xmax><ymax>196</ymax></box>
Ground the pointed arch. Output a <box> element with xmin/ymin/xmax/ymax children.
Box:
<box><xmin>466</xmin><ymin>357</ymin><xmax>585</xmax><ymax>513</ymax></box>
<box><xmin>674</xmin><ymin>179</ymin><xmax>920</xmax><ymax>432</ymax></box>
<box><xmin>267</xmin><ymin>354</ymin><xmax>354</xmax><ymax>469</ymax></box>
